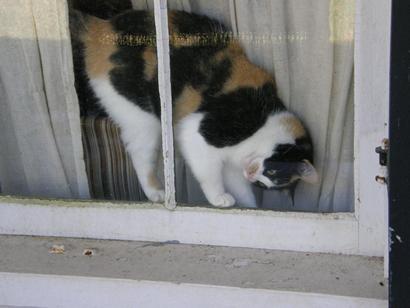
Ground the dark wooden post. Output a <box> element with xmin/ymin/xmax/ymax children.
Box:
<box><xmin>389</xmin><ymin>0</ymin><xmax>410</xmax><ymax>306</ymax></box>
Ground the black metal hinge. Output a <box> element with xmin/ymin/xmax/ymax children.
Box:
<box><xmin>375</xmin><ymin>138</ymin><xmax>389</xmax><ymax>184</ymax></box>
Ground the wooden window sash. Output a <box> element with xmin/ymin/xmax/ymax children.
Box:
<box><xmin>153</xmin><ymin>0</ymin><xmax>176</xmax><ymax>210</ymax></box>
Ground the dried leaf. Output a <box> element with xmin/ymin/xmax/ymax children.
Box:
<box><xmin>49</xmin><ymin>245</ymin><xmax>65</xmax><ymax>254</ymax></box>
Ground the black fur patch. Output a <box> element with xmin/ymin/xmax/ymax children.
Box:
<box><xmin>261</xmin><ymin>136</ymin><xmax>314</xmax><ymax>188</ymax></box>
<box><xmin>109</xmin><ymin>45</ymin><xmax>161</xmax><ymax>116</ymax></box>
<box><xmin>204</xmin><ymin>58</ymin><xmax>232</xmax><ymax>96</ymax></box>
<box><xmin>111</xmin><ymin>10</ymin><xmax>156</xmax><ymax>37</ymax></box>
<box><xmin>68</xmin><ymin>0</ymin><xmax>132</xmax><ymax>19</ymax></box>
<box><xmin>108</xmin><ymin>12</ymin><xmax>161</xmax><ymax>116</ymax></box>
<box><xmin>198</xmin><ymin>83</ymin><xmax>285</xmax><ymax>147</ymax></box>
<box><xmin>69</xmin><ymin>9</ymin><xmax>107</xmax><ymax>116</ymax></box>
<box><xmin>169</xmin><ymin>11</ymin><xmax>232</xmax><ymax>102</ymax></box>
<box><xmin>69</xmin><ymin>0</ymin><xmax>133</xmax><ymax>20</ymax></box>
<box><xmin>170</xmin><ymin>11</ymin><xmax>228</xmax><ymax>40</ymax></box>
<box><xmin>269</xmin><ymin>136</ymin><xmax>314</xmax><ymax>163</ymax></box>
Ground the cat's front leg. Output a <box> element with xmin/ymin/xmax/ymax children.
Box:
<box><xmin>181</xmin><ymin>147</ymin><xmax>234</xmax><ymax>207</ymax></box>
<box><xmin>127</xmin><ymin>141</ymin><xmax>165</xmax><ymax>202</ymax></box>
<box><xmin>121</xmin><ymin>121</ymin><xmax>165</xmax><ymax>203</ymax></box>
<box><xmin>178</xmin><ymin>114</ymin><xmax>235</xmax><ymax>207</ymax></box>
<box><xmin>197</xmin><ymin>165</ymin><xmax>236</xmax><ymax>208</ymax></box>
<box><xmin>223</xmin><ymin>163</ymin><xmax>257</xmax><ymax>208</ymax></box>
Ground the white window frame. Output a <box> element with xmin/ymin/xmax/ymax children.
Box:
<box><xmin>0</xmin><ymin>0</ymin><xmax>391</xmax><ymax>258</ymax></box>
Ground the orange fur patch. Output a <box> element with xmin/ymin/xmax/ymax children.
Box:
<box><xmin>280</xmin><ymin>115</ymin><xmax>306</xmax><ymax>139</ymax></box>
<box><xmin>222</xmin><ymin>44</ymin><xmax>273</xmax><ymax>93</ymax></box>
<box><xmin>83</xmin><ymin>16</ymin><xmax>116</xmax><ymax>78</ymax></box>
<box><xmin>173</xmin><ymin>86</ymin><xmax>202</xmax><ymax>122</ymax></box>
<box><xmin>142</xmin><ymin>47</ymin><xmax>157</xmax><ymax>81</ymax></box>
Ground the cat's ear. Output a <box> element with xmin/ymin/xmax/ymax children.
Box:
<box><xmin>298</xmin><ymin>160</ymin><xmax>318</xmax><ymax>184</ymax></box>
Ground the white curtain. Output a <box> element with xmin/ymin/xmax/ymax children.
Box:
<box><xmin>0</xmin><ymin>0</ymin><xmax>90</xmax><ymax>199</ymax></box>
<box><xmin>133</xmin><ymin>0</ymin><xmax>355</xmax><ymax>212</ymax></box>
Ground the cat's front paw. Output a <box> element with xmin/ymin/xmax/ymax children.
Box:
<box><xmin>146</xmin><ymin>189</ymin><xmax>165</xmax><ymax>203</ymax></box>
<box><xmin>210</xmin><ymin>193</ymin><xmax>236</xmax><ymax>208</ymax></box>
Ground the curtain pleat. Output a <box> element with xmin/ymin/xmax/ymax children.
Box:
<box><xmin>0</xmin><ymin>0</ymin><xmax>90</xmax><ymax>199</ymax></box>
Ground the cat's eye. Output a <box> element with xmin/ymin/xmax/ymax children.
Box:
<box><xmin>267</xmin><ymin>170</ymin><xmax>277</xmax><ymax>176</ymax></box>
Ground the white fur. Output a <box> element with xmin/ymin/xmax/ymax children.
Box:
<box><xmin>176</xmin><ymin>113</ymin><xmax>235</xmax><ymax>207</ymax></box>
<box><xmin>223</xmin><ymin>162</ymin><xmax>257</xmax><ymax>208</ymax></box>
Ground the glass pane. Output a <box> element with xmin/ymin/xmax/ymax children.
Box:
<box><xmin>0</xmin><ymin>0</ymin><xmax>164</xmax><ymax>204</ymax></box>
<box><xmin>166</xmin><ymin>0</ymin><xmax>355</xmax><ymax>212</ymax></box>
<box><xmin>0</xmin><ymin>0</ymin><xmax>354</xmax><ymax>213</ymax></box>
<box><xmin>71</xmin><ymin>0</ymin><xmax>167</xmax><ymax>203</ymax></box>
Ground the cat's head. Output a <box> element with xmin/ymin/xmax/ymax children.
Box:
<box><xmin>243</xmin><ymin>113</ymin><xmax>318</xmax><ymax>194</ymax></box>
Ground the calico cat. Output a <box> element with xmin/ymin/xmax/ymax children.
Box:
<box><xmin>70</xmin><ymin>9</ymin><xmax>318</xmax><ymax>208</ymax></box>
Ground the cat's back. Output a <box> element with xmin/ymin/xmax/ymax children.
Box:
<box><xmin>71</xmin><ymin>9</ymin><xmax>236</xmax><ymax>117</ymax></box>
<box><xmin>72</xmin><ymin>10</ymin><xmax>155</xmax><ymax>79</ymax></box>
<box><xmin>74</xmin><ymin>9</ymin><xmax>227</xmax><ymax>73</ymax></box>
<box><xmin>71</xmin><ymin>9</ymin><xmax>282</xmax><ymax>137</ymax></box>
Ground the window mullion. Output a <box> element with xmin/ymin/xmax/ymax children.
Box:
<box><xmin>153</xmin><ymin>0</ymin><xmax>176</xmax><ymax>210</ymax></box>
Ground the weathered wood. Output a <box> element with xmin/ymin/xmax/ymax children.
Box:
<box><xmin>354</xmin><ymin>0</ymin><xmax>390</xmax><ymax>260</ymax></box>
<box><xmin>153</xmin><ymin>0</ymin><xmax>176</xmax><ymax>209</ymax></box>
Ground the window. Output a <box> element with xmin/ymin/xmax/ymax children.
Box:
<box><xmin>0</xmin><ymin>0</ymin><xmax>390</xmax><ymax>257</ymax></box>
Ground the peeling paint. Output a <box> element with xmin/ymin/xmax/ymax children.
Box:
<box><xmin>395</xmin><ymin>235</ymin><xmax>403</xmax><ymax>243</ymax></box>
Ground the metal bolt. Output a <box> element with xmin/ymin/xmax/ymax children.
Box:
<box><xmin>381</xmin><ymin>138</ymin><xmax>389</xmax><ymax>150</ymax></box>
<box><xmin>375</xmin><ymin>175</ymin><xmax>387</xmax><ymax>184</ymax></box>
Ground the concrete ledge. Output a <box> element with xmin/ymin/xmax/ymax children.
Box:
<box><xmin>0</xmin><ymin>273</ymin><xmax>387</xmax><ymax>308</ymax></box>
<box><xmin>0</xmin><ymin>235</ymin><xmax>387</xmax><ymax>308</ymax></box>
